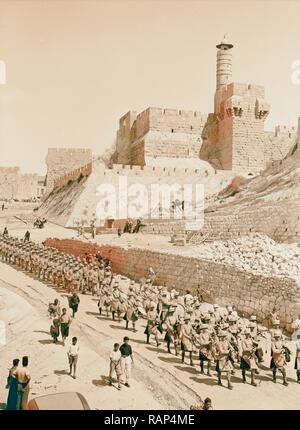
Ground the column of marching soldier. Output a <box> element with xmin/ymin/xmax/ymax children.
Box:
<box><xmin>1</xmin><ymin>231</ymin><xmax>300</xmax><ymax>390</ymax></box>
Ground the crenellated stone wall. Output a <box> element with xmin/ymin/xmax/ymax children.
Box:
<box><xmin>0</xmin><ymin>167</ymin><xmax>20</xmax><ymax>200</ymax></box>
<box><xmin>45</xmin><ymin>148</ymin><xmax>92</xmax><ymax>194</ymax></box>
<box><xmin>114</xmin><ymin>107</ymin><xmax>207</xmax><ymax>166</ymax></box>
<box><xmin>0</xmin><ymin>168</ymin><xmax>44</xmax><ymax>200</ymax></box>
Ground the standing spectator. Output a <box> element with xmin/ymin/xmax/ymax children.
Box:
<box><xmin>15</xmin><ymin>356</ymin><xmax>31</xmax><ymax>410</ymax></box>
<box><xmin>68</xmin><ymin>337</ymin><xmax>79</xmax><ymax>379</ymax></box>
<box><xmin>50</xmin><ymin>317</ymin><xmax>60</xmax><ymax>344</ymax></box>
<box><xmin>60</xmin><ymin>308</ymin><xmax>72</xmax><ymax>345</ymax></box>
<box><xmin>3</xmin><ymin>227</ymin><xmax>8</xmax><ymax>237</ymax></box>
<box><xmin>109</xmin><ymin>343</ymin><xmax>122</xmax><ymax>390</ymax></box>
<box><xmin>24</xmin><ymin>231</ymin><xmax>30</xmax><ymax>242</ymax></box>
<box><xmin>69</xmin><ymin>292</ymin><xmax>80</xmax><ymax>318</ymax></box>
<box><xmin>120</xmin><ymin>337</ymin><xmax>133</xmax><ymax>388</ymax></box>
<box><xmin>6</xmin><ymin>358</ymin><xmax>20</xmax><ymax>410</ymax></box>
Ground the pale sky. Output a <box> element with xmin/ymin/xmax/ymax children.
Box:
<box><xmin>0</xmin><ymin>0</ymin><xmax>299</xmax><ymax>174</ymax></box>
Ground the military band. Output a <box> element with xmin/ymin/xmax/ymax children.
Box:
<box><xmin>0</xmin><ymin>232</ymin><xmax>299</xmax><ymax>389</ymax></box>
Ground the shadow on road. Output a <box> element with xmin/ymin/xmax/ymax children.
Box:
<box><xmin>33</xmin><ymin>330</ymin><xmax>50</xmax><ymax>335</ymax></box>
<box><xmin>146</xmin><ymin>346</ymin><xmax>167</xmax><ymax>354</ymax></box>
<box><xmin>92</xmin><ymin>376</ymin><xmax>109</xmax><ymax>387</ymax></box>
<box><xmin>174</xmin><ymin>365</ymin><xmax>198</xmax><ymax>375</ymax></box>
<box><xmin>190</xmin><ymin>376</ymin><xmax>218</xmax><ymax>387</ymax></box>
<box><xmin>39</xmin><ymin>339</ymin><xmax>64</xmax><ymax>346</ymax></box>
<box><xmin>158</xmin><ymin>356</ymin><xmax>180</xmax><ymax>364</ymax></box>
<box><xmin>109</xmin><ymin>324</ymin><xmax>126</xmax><ymax>330</ymax></box>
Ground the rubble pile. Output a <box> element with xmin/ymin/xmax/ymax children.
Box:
<box><xmin>190</xmin><ymin>233</ymin><xmax>300</xmax><ymax>280</ymax></box>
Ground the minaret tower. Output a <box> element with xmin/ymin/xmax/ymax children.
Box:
<box><xmin>216</xmin><ymin>35</ymin><xmax>233</xmax><ymax>90</ymax></box>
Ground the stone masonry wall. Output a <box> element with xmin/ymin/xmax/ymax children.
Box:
<box><xmin>0</xmin><ymin>167</ymin><xmax>20</xmax><ymax>199</ymax></box>
<box><xmin>42</xmin><ymin>238</ymin><xmax>300</xmax><ymax>331</ymax></box>
<box><xmin>97</xmin><ymin>244</ymin><xmax>299</xmax><ymax>332</ymax></box>
<box><xmin>189</xmin><ymin>199</ymin><xmax>300</xmax><ymax>245</ymax></box>
<box><xmin>45</xmin><ymin>148</ymin><xmax>92</xmax><ymax>194</ymax></box>
<box><xmin>0</xmin><ymin>168</ymin><xmax>43</xmax><ymax>200</ymax></box>
<box><xmin>115</xmin><ymin>107</ymin><xmax>207</xmax><ymax>166</ymax></box>
<box><xmin>16</xmin><ymin>173</ymin><xmax>39</xmax><ymax>200</ymax></box>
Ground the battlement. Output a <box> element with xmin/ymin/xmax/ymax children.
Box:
<box><xmin>45</xmin><ymin>147</ymin><xmax>93</xmax><ymax>193</ymax></box>
<box><xmin>0</xmin><ymin>166</ymin><xmax>20</xmax><ymax>174</ymax></box>
<box><xmin>54</xmin><ymin>162</ymin><xmax>93</xmax><ymax>188</ymax></box>
<box><xmin>274</xmin><ymin>125</ymin><xmax>297</xmax><ymax>137</ymax></box>
<box><xmin>46</xmin><ymin>147</ymin><xmax>92</xmax><ymax>163</ymax></box>
<box><xmin>108</xmin><ymin>162</ymin><xmax>216</xmax><ymax>178</ymax></box>
<box><xmin>47</xmin><ymin>147</ymin><xmax>92</xmax><ymax>154</ymax></box>
<box><xmin>136</xmin><ymin>107</ymin><xmax>205</xmax><ymax>120</ymax></box>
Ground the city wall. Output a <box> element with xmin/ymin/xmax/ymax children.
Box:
<box><xmin>97</xmin><ymin>245</ymin><xmax>299</xmax><ymax>332</ymax></box>
<box><xmin>189</xmin><ymin>199</ymin><xmax>300</xmax><ymax>244</ymax></box>
<box><xmin>45</xmin><ymin>148</ymin><xmax>92</xmax><ymax>194</ymax></box>
<box><xmin>0</xmin><ymin>167</ymin><xmax>20</xmax><ymax>200</ymax></box>
<box><xmin>115</xmin><ymin>108</ymin><xmax>207</xmax><ymax>165</ymax></box>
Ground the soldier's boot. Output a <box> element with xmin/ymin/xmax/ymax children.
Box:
<box><xmin>167</xmin><ymin>341</ymin><xmax>171</xmax><ymax>354</ymax></box>
<box><xmin>181</xmin><ymin>351</ymin><xmax>185</xmax><ymax>364</ymax></box>
<box><xmin>174</xmin><ymin>344</ymin><xmax>178</xmax><ymax>356</ymax></box>
<box><xmin>112</xmin><ymin>311</ymin><xmax>115</xmax><ymax>321</ymax></box>
<box><xmin>227</xmin><ymin>374</ymin><xmax>233</xmax><ymax>390</ymax></box>
<box><xmin>242</xmin><ymin>370</ymin><xmax>247</xmax><ymax>384</ymax></box>
<box><xmin>99</xmin><ymin>307</ymin><xmax>102</xmax><ymax>315</ymax></box>
<box><xmin>155</xmin><ymin>335</ymin><xmax>161</xmax><ymax>347</ymax></box>
<box><xmin>126</xmin><ymin>321</ymin><xmax>129</xmax><ymax>330</ymax></box>
<box><xmin>251</xmin><ymin>371</ymin><xmax>257</xmax><ymax>387</ymax></box>
<box><xmin>146</xmin><ymin>334</ymin><xmax>150</xmax><ymax>344</ymax></box>
<box><xmin>207</xmin><ymin>362</ymin><xmax>212</xmax><ymax>377</ymax></box>
<box><xmin>297</xmin><ymin>371</ymin><xmax>300</xmax><ymax>384</ymax></box>
<box><xmin>282</xmin><ymin>370</ymin><xmax>288</xmax><ymax>386</ymax></box>
<box><xmin>217</xmin><ymin>372</ymin><xmax>222</xmax><ymax>386</ymax></box>
<box><xmin>272</xmin><ymin>370</ymin><xmax>277</xmax><ymax>383</ymax></box>
<box><xmin>200</xmin><ymin>362</ymin><xmax>204</xmax><ymax>374</ymax></box>
<box><xmin>189</xmin><ymin>353</ymin><xmax>194</xmax><ymax>366</ymax></box>
<box><xmin>132</xmin><ymin>322</ymin><xmax>137</xmax><ymax>333</ymax></box>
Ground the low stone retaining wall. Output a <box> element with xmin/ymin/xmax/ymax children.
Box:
<box><xmin>43</xmin><ymin>238</ymin><xmax>300</xmax><ymax>332</ymax></box>
<box><xmin>97</xmin><ymin>244</ymin><xmax>300</xmax><ymax>332</ymax></box>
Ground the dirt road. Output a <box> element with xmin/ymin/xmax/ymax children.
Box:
<box><xmin>0</xmin><ymin>261</ymin><xmax>299</xmax><ymax>410</ymax></box>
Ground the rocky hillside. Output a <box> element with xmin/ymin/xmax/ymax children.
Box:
<box><xmin>190</xmin><ymin>141</ymin><xmax>300</xmax><ymax>244</ymax></box>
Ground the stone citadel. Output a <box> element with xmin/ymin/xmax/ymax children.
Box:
<box><xmin>1</xmin><ymin>38</ymin><xmax>298</xmax><ymax>206</ymax></box>
<box><xmin>35</xmin><ymin>38</ymin><xmax>299</xmax><ymax>230</ymax></box>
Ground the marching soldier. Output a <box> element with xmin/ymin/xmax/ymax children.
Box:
<box><xmin>240</xmin><ymin>329</ymin><xmax>258</xmax><ymax>386</ymax></box>
<box><xmin>215</xmin><ymin>330</ymin><xmax>234</xmax><ymax>390</ymax></box>
<box><xmin>270</xmin><ymin>332</ymin><xmax>289</xmax><ymax>386</ymax></box>
<box><xmin>270</xmin><ymin>319</ymin><xmax>283</xmax><ymax>341</ymax></box>
<box><xmin>180</xmin><ymin>315</ymin><xmax>194</xmax><ymax>366</ymax></box>
<box><xmin>145</xmin><ymin>303</ymin><xmax>161</xmax><ymax>347</ymax></box>
<box><xmin>196</xmin><ymin>323</ymin><xmax>214</xmax><ymax>376</ymax></box>
<box><xmin>164</xmin><ymin>305</ymin><xmax>179</xmax><ymax>354</ymax></box>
